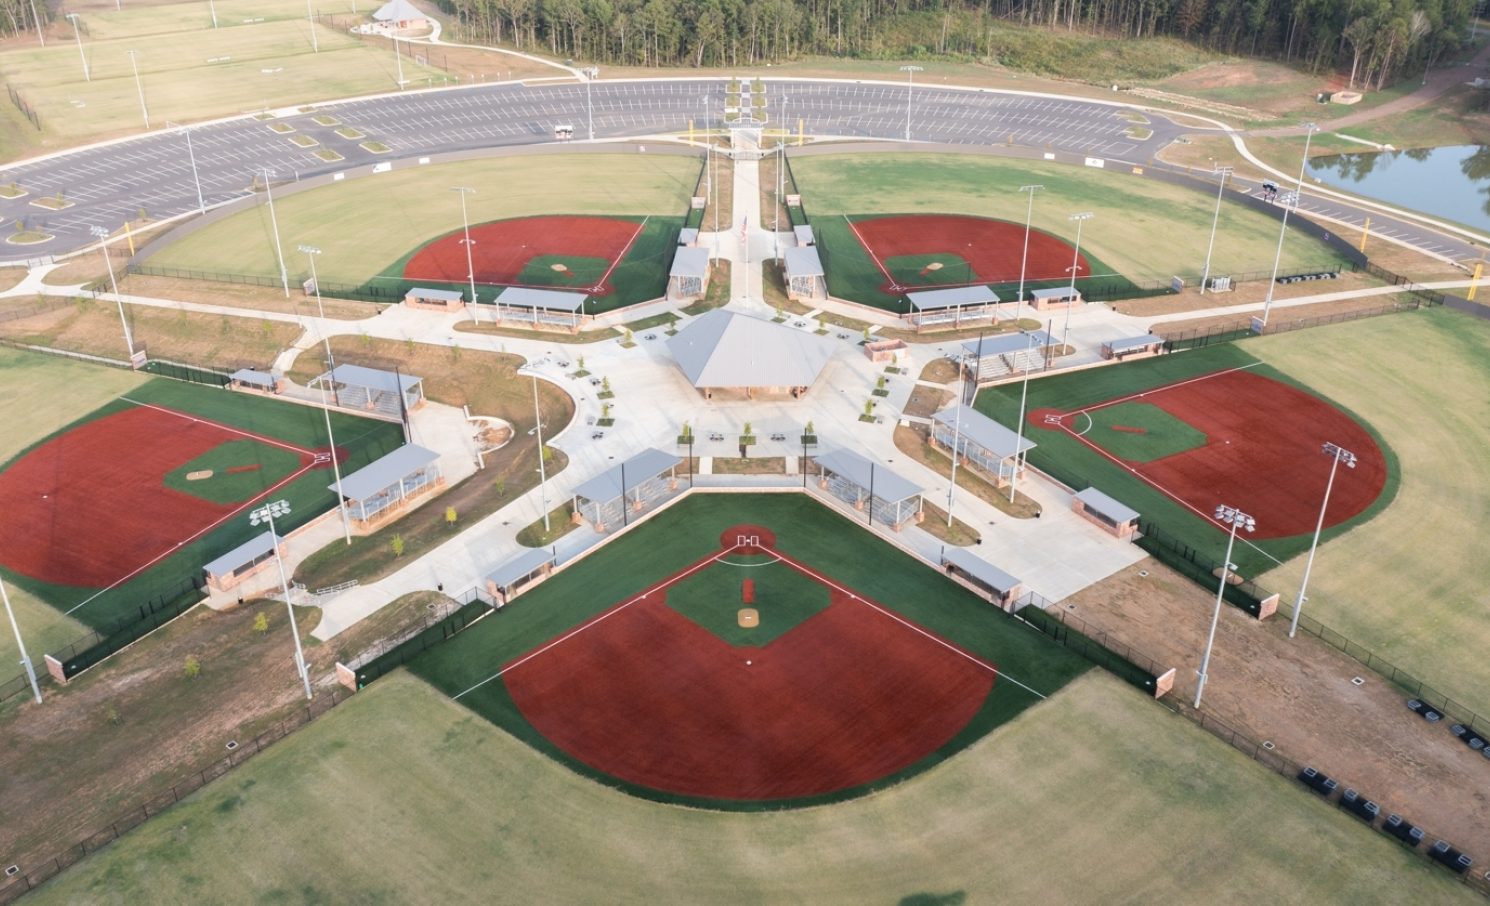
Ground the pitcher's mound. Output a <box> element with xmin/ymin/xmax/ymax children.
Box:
<box><xmin>185</xmin><ymin>470</ymin><xmax>213</xmax><ymax>481</ymax></box>
<box><xmin>738</xmin><ymin>608</ymin><xmax>759</xmax><ymax>628</ymax></box>
<box><xmin>550</xmin><ymin>263</ymin><xmax>570</xmax><ymax>272</ymax></box>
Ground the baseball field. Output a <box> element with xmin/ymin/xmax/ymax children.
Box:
<box><xmin>23</xmin><ymin>669</ymin><xmax>1472</xmax><ymax>904</ymax></box>
<box><xmin>145</xmin><ymin>153</ymin><xmax>701</xmax><ymax>313</ymax></box>
<box><xmin>787</xmin><ymin>153</ymin><xmax>1346</xmax><ymax>310</ymax></box>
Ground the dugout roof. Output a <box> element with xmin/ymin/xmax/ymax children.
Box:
<box><xmin>942</xmin><ymin>547</ymin><xmax>1021</xmax><ymax>597</ymax></box>
<box><xmin>1031</xmin><ymin>286</ymin><xmax>1080</xmax><ymax>301</ymax></box>
<box><xmin>497</xmin><ymin>286</ymin><xmax>588</xmax><ymax>313</ymax></box>
<box><xmin>407</xmin><ymin>287</ymin><xmax>465</xmax><ymax>302</ymax></box>
<box><xmin>572</xmin><ymin>448</ymin><xmax>681</xmax><ymax>504</ymax></box>
<box><xmin>1106</xmin><ymin>333</ymin><xmax>1164</xmax><ymax>353</ymax></box>
<box><xmin>906</xmin><ymin>286</ymin><xmax>1000</xmax><ymax>312</ymax></box>
<box><xmin>320</xmin><ymin>364</ymin><xmax>422</xmax><ymax>396</ymax></box>
<box><xmin>784</xmin><ymin>246</ymin><xmax>824</xmax><ymax>279</ymax></box>
<box><xmin>667</xmin><ymin>310</ymin><xmax>836</xmax><ymax>389</ymax></box>
<box><xmin>334</xmin><ymin>444</ymin><xmax>439</xmax><ymax>501</ymax></box>
<box><xmin>678</xmin><ymin>228</ymin><xmax>699</xmax><ymax>246</ymax></box>
<box><xmin>202</xmin><ymin>531</ymin><xmax>277</xmax><ymax>578</ymax></box>
<box><xmin>814</xmin><ymin>449</ymin><xmax>922</xmax><ymax>503</ymax></box>
<box><xmin>1074</xmin><ymin>487</ymin><xmax>1140</xmax><ymax>524</ymax></box>
<box><xmin>229</xmin><ymin>368</ymin><xmax>276</xmax><ymax>389</ymax></box>
<box><xmin>932</xmin><ymin>404</ymin><xmax>1035</xmax><ymax>459</ymax></box>
<box><xmin>793</xmin><ymin>225</ymin><xmax>814</xmax><ymax>245</ymax></box>
<box><xmin>670</xmin><ymin>247</ymin><xmax>710</xmax><ymax>279</ymax></box>
<box><xmin>487</xmin><ymin>548</ymin><xmax>556</xmax><ymax>590</ymax></box>
<box><xmin>961</xmin><ymin>331</ymin><xmax>1056</xmax><ymax>358</ymax></box>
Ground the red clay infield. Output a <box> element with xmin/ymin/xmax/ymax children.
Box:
<box><xmin>853</xmin><ymin>214</ymin><xmax>1089</xmax><ymax>289</ymax></box>
<box><xmin>0</xmin><ymin>406</ymin><xmax>315</xmax><ymax>588</ymax></box>
<box><xmin>502</xmin><ymin>535</ymin><xmax>996</xmax><ymax>801</ymax></box>
<box><xmin>401</xmin><ymin>215</ymin><xmax>643</xmax><ymax>295</ymax></box>
<box><xmin>1039</xmin><ymin>368</ymin><xmax>1386</xmax><ymax>540</ymax></box>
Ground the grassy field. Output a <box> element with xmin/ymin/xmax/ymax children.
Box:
<box><xmin>25</xmin><ymin>669</ymin><xmax>1475</xmax><ymax>905</ymax></box>
<box><xmin>147</xmin><ymin>153</ymin><xmax>702</xmax><ymax>290</ymax></box>
<box><xmin>0</xmin><ymin>348</ymin><xmax>146</xmax><ymax>675</ymax></box>
<box><xmin>790</xmin><ymin>153</ymin><xmax>1343</xmax><ymax>300</ymax></box>
<box><xmin>408</xmin><ymin>492</ymin><xmax>1092</xmax><ymax>808</ymax></box>
<box><xmin>1249</xmin><ymin>308</ymin><xmax>1490</xmax><ymax>717</ymax></box>
<box><xmin>0</xmin><ymin>0</ymin><xmax>447</xmax><ymax>151</ymax></box>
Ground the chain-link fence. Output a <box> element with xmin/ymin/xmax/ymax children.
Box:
<box><xmin>350</xmin><ymin>590</ymin><xmax>494</xmax><ymax>688</ymax></box>
<box><xmin>47</xmin><ymin>575</ymin><xmax>209</xmax><ymax>680</ymax></box>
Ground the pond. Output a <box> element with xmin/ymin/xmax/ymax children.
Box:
<box><xmin>1307</xmin><ymin>144</ymin><xmax>1490</xmax><ymax>234</ymax></box>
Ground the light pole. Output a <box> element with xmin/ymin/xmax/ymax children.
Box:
<box><xmin>1195</xmin><ymin>504</ymin><xmax>1256</xmax><ymax>709</ymax></box>
<box><xmin>1016</xmin><ymin>185</ymin><xmax>1042</xmax><ymax>319</ymax></box>
<box><xmin>126</xmin><ymin>50</ymin><xmax>149</xmax><ymax>129</ymax></box>
<box><xmin>518</xmin><ymin>366</ymin><xmax>550</xmax><ymax>532</ymax></box>
<box><xmin>305</xmin><ymin>0</ymin><xmax>318</xmax><ymax>52</ymax></box>
<box><xmin>258</xmin><ymin>167</ymin><xmax>290</xmax><ymax>297</ymax></box>
<box><xmin>1008</xmin><ymin>330</ymin><xmax>1038</xmax><ymax>504</ymax></box>
<box><xmin>165</xmin><ymin>120</ymin><xmax>205</xmax><ymax>215</ymax></box>
<box><xmin>1062</xmin><ymin>212</ymin><xmax>1093</xmax><ymax>349</ymax></box>
<box><xmin>585</xmin><ymin>70</ymin><xmax>594</xmax><ymax>141</ymax></box>
<box><xmin>66</xmin><ymin>13</ymin><xmax>89</xmax><ymax>81</ymax></box>
<box><xmin>90</xmin><ymin>225</ymin><xmax>135</xmax><ymax>360</ymax></box>
<box><xmin>1290</xmin><ymin>442</ymin><xmax>1357</xmax><ymax>638</ymax></box>
<box><xmin>1200</xmin><ymin>165</ymin><xmax>1233</xmax><ymax>295</ymax></box>
<box><xmin>208</xmin><ymin>0</ymin><xmax>217</xmax><ymax>27</ymax></box>
<box><xmin>28</xmin><ymin>0</ymin><xmax>43</xmax><ymax>45</ymax></box>
<box><xmin>1</xmin><ymin>576</ymin><xmax>42</xmax><ymax>704</ymax></box>
<box><xmin>251</xmin><ymin>500</ymin><xmax>313</xmax><ymax>700</ymax></box>
<box><xmin>451</xmin><ymin>186</ymin><xmax>477</xmax><ymax>306</ymax></box>
<box><xmin>298</xmin><ymin>245</ymin><xmax>351</xmax><ymax>544</ymax></box>
<box><xmin>946</xmin><ymin>339</ymin><xmax>971</xmax><ymax>527</ymax></box>
<box><xmin>393</xmin><ymin>35</ymin><xmax>406</xmax><ymax>87</ymax></box>
<box><xmin>899</xmin><ymin>65</ymin><xmax>923</xmax><ymax>141</ymax></box>
<box><xmin>1261</xmin><ymin>122</ymin><xmax>1318</xmax><ymax>328</ymax></box>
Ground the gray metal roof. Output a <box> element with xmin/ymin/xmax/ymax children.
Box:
<box><xmin>1031</xmin><ymin>286</ymin><xmax>1081</xmax><ymax>300</ymax></box>
<box><xmin>202</xmin><ymin>531</ymin><xmax>276</xmax><ymax>578</ymax></box>
<box><xmin>487</xmin><ymin>548</ymin><xmax>556</xmax><ymax>589</ymax></box>
<box><xmin>572</xmin><ymin>448</ymin><xmax>681</xmax><ymax>503</ymax></box>
<box><xmin>497</xmin><ymin>286</ymin><xmax>588</xmax><ymax>313</ymax></box>
<box><xmin>677</xmin><ymin>228</ymin><xmax>699</xmax><ymax>245</ymax></box>
<box><xmin>961</xmin><ymin>330</ymin><xmax>1057</xmax><ymax>358</ymax></box>
<box><xmin>783</xmin><ymin>245</ymin><xmax>824</xmax><ymax>278</ymax></box>
<box><xmin>1106</xmin><ymin>333</ymin><xmax>1164</xmax><ymax>352</ymax></box>
<box><xmin>670</xmin><ymin>246</ymin><xmax>711</xmax><ymax>279</ymax></box>
<box><xmin>1074</xmin><ymin>487</ymin><xmax>1140</xmax><ymax>524</ymax></box>
<box><xmin>907</xmin><ymin>286</ymin><xmax>1000</xmax><ymax>311</ymax></box>
<box><xmin>667</xmin><ymin>310</ymin><xmax>836</xmax><ymax>388</ymax></box>
<box><xmin>373</xmin><ymin>0</ymin><xmax>424</xmax><ymax>20</ymax></box>
<box><xmin>932</xmin><ymin>404</ymin><xmax>1035</xmax><ymax>459</ymax></box>
<box><xmin>793</xmin><ymin>224</ymin><xmax>814</xmax><ymax>244</ymax></box>
<box><xmin>813</xmin><ymin>449</ymin><xmax>922</xmax><ymax>503</ymax></box>
<box><xmin>942</xmin><ymin>547</ymin><xmax>1021</xmax><ymax>596</ymax></box>
<box><xmin>321</xmin><ymin>364</ymin><xmax>422</xmax><ymax>394</ymax></box>
<box><xmin>332</xmin><ymin>444</ymin><xmax>439</xmax><ymax>500</ymax></box>
<box><xmin>406</xmin><ymin>286</ymin><xmax>465</xmax><ymax>302</ymax></box>
<box><xmin>229</xmin><ymin>368</ymin><xmax>276</xmax><ymax>388</ymax></box>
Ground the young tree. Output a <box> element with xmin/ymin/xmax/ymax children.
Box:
<box><xmin>184</xmin><ymin>655</ymin><xmax>201</xmax><ymax>678</ymax></box>
<box><xmin>253</xmin><ymin>611</ymin><xmax>269</xmax><ymax>634</ymax></box>
<box><xmin>391</xmin><ymin>533</ymin><xmax>405</xmax><ymax>558</ymax></box>
<box><xmin>445</xmin><ymin>505</ymin><xmax>458</xmax><ymax>527</ymax></box>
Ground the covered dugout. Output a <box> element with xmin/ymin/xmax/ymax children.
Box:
<box><xmin>1029</xmin><ymin>286</ymin><xmax>1083</xmax><ymax>310</ymax></box>
<box><xmin>202</xmin><ymin>531</ymin><xmax>283</xmax><ymax>594</ymax></box>
<box><xmin>484</xmin><ymin>547</ymin><xmax>556</xmax><ymax>606</ymax></box>
<box><xmin>229</xmin><ymin>368</ymin><xmax>283</xmax><ymax>395</ymax></box>
<box><xmin>333</xmin><ymin>443</ymin><xmax>443</xmax><ymax>525</ymax></box>
<box><xmin>783</xmin><ymin>245</ymin><xmax>826</xmax><ymax>301</ymax></box>
<box><xmin>941</xmin><ymin>547</ymin><xmax>1025</xmax><ymax>611</ymax></box>
<box><xmin>812</xmin><ymin>448</ymin><xmax>923</xmax><ymax>530</ymax></box>
<box><xmin>668</xmin><ymin>247</ymin><xmax>712</xmax><ymax>303</ymax></box>
<box><xmin>1071</xmin><ymin>487</ymin><xmax>1140</xmax><ymax>540</ymax></box>
<box><xmin>492</xmin><ymin>287</ymin><xmax>590</xmax><ymax>331</ymax></box>
<box><xmin>905</xmin><ymin>286</ymin><xmax>1000</xmax><ymax>331</ymax></box>
<box><xmin>571</xmin><ymin>448</ymin><xmax>683</xmax><ymax>531</ymax></box>
<box><xmin>404</xmin><ymin>286</ymin><xmax>466</xmax><ymax>312</ymax></box>
<box><xmin>311</xmin><ymin>364</ymin><xmax>424</xmax><ymax>419</ymax></box>
<box><xmin>961</xmin><ymin>331</ymin><xmax>1056</xmax><ymax>382</ymax></box>
<box><xmin>667</xmin><ymin>310</ymin><xmax>836</xmax><ymax>400</ymax></box>
<box><xmin>931</xmin><ymin>403</ymin><xmax>1035</xmax><ymax>489</ymax></box>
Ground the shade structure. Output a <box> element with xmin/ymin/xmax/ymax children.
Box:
<box><xmin>667</xmin><ymin>310</ymin><xmax>836</xmax><ymax>396</ymax></box>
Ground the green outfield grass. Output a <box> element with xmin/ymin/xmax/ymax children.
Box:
<box><xmin>0</xmin><ymin>2</ymin><xmax>445</xmax><ymax>144</ymax></box>
<box><xmin>665</xmin><ymin>554</ymin><xmax>830</xmax><ymax>647</ymax></box>
<box><xmin>147</xmin><ymin>154</ymin><xmax>701</xmax><ymax>294</ymax></box>
<box><xmin>0</xmin><ymin>372</ymin><xmax>404</xmax><ymax>637</ymax></box>
<box><xmin>789</xmin><ymin>153</ymin><xmax>1343</xmax><ymax>296</ymax></box>
<box><xmin>973</xmin><ymin>341</ymin><xmax>1400</xmax><ymax>578</ymax></box>
<box><xmin>1082</xmin><ymin>401</ymin><xmax>1209</xmax><ymax>462</ymax></box>
<box><xmin>1247</xmin><ymin>308</ymin><xmax>1490</xmax><ymax>717</ymax></box>
<box><xmin>25</xmin><ymin>669</ymin><xmax>1474</xmax><ymax>905</ymax></box>
<box><xmin>408</xmin><ymin>493</ymin><xmax>1091</xmax><ymax>808</ymax></box>
<box><xmin>161</xmin><ymin>439</ymin><xmax>305</xmax><ymax>504</ymax></box>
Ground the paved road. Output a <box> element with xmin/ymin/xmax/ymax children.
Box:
<box><xmin>0</xmin><ymin>78</ymin><xmax>1179</xmax><ymax>261</ymax></box>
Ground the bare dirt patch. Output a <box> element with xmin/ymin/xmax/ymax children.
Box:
<box><xmin>0</xmin><ymin>267</ymin><xmax>26</xmax><ymax>293</ymax></box>
<box><xmin>1111</xmin><ymin>271</ymin><xmax>1380</xmax><ymax>318</ymax></box>
<box><xmin>1059</xmin><ymin>559</ymin><xmax>1490</xmax><ymax>864</ymax></box>
<box><xmin>918</xmin><ymin>357</ymin><xmax>960</xmax><ymax>385</ymax></box>
<box><xmin>710</xmin><ymin>456</ymin><xmax>785</xmax><ymax>475</ymax></box>
<box><xmin>904</xmin><ymin>384</ymin><xmax>954</xmax><ymax>419</ymax></box>
<box><xmin>121</xmin><ymin>275</ymin><xmax>380</xmax><ymax>320</ymax></box>
<box><xmin>917</xmin><ymin>500</ymin><xmax>980</xmax><ymax>546</ymax></box>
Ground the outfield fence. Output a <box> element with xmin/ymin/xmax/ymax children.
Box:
<box><xmin>1159</xmin><ymin>294</ymin><xmax>1432</xmax><ymax>352</ymax></box>
<box><xmin>46</xmin><ymin>575</ymin><xmax>210</xmax><ymax>681</ymax></box>
<box><xmin>0</xmin><ymin>669</ymin><xmax>43</xmax><ymax>705</ymax></box>
<box><xmin>0</xmin><ymin>296</ymin><xmax>70</xmax><ymax>324</ymax></box>
<box><xmin>7</xmin><ymin>85</ymin><xmax>41</xmax><ymax>132</ymax></box>
<box><xmin>1135</xmin><ymin>520</ymin><xmax>1272</xmax><ymax>617</ymax></box>
<box><xmin>1014</xmin><ymin>595</ymin><xmax>1163</xmax><ymax>693</ymax></box>
<box><xmin>126</xmin><ymin>264</ymin><xmax>402</xmax><ymax>304</ymax></box>
<box><xmin>141</xmin><ymin>358</ymin><xmax>233</xmax><ymax>387</ymax></box>
<box><xmin>349</xmin><ymin>589</ymin><xmax>495</xmax><ymax>688</ymax></box>
<box><xmin>0</xmin><ymin>688</ymin><xmax>349</xmax><ymax>904</ymax></box>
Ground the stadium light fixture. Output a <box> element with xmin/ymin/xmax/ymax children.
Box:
<box><xmin>450</xmin><ymin>187</ymin><xmax>478</xmax><ymax>307</ymax></box>
<box><xmin>1195</xmin><ymin>504</ymin><xmax>1256</xmax><ymax>709</ymax></box>
<box><xmin>257</xmin><ymin>167</ymin><xmax>290</xmax><ymax>297</ymax></box>
<box><xmin>126</xmin><ymin>50</ymin><xmax>149</xmax><ymax>130</ymax></box>
<box><xmin>1015</xmin><ymin>185</ymin><xmax>1042</xmax><ymax>318</ymax></box>
<box><xmin>1008</xmin><ymin>330</ymin><xmax>1039</xmax><ymax>505</ymax></box>
<box><xmin>164</xmin><ymin>121</ymin><xmax>206</xmax><ymax>215</ymax></box>
<box><xmin>517</xmin><ymin>365</ymin><xmax>550</xmax><ymax>533</ymax></box>
<box><xmin>1061</xmin><ymin>212</ymin><xmax>1093</xmax><ymax>349</ymax></box>
<box><xmin>1200</xmin><ymin>166</ymin><xmax>1234</xmax><ymax>295</ymax></box>
<box><xmin>89</xmin><ymin>225</ymin><xmax>135</xmax><ymax>360</ymax></box>
<box><xmin>1289</xmin><ymin>443</ymin><xmax>1357</xmax><ymax>638</ymax></box>
<box><xmin>898</xmin><ymin>65</ymin><xmax>923</xmax><ymax>142</ymax></box>
<box><xmin>249</xmin><ymin>500</ymin><xmax>314</xmax><ymax>700</ymax></box>
<box><xmin>66</xmin><ymin>13</ymin><xmax>88</xmax><ymax>81</ymax></box>
<box><xmin>1261</xmin><ymin>123</ymin><xmax>1318</xmax><ymax>328</ymax></box>
<box><xmin>1</xmin><ymin>576</ymin><xmax>43</xmax><ymax>704</ymax></box>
